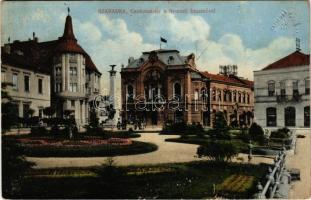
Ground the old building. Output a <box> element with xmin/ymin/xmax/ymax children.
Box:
<box><xmin>254</xmin><ymin>50</ymin><xmax>310</xmax><ymax>130</ymax></box>
<box><xmin>202</xmin><ymin>65</ymin><xmax>254</xmax><ymax>127</ymax></box>
<box><xmin>121</xmin><ymin>49</ymin><xmax>210</xmax><ymax>126</ymax></box>
<box><xmin>121</xmin><ymin>49</ymin><xmax>254</xmax><ymax>127</ymax></box>
<box><xmin>1</xmin><ymin>50</ymin><xmax>51</xmax><ymax>119</ymax></box>
<box><xmin>1</xmin><ymin>11</ymin><xmax>101</xmax><ymax>126</ymax></box>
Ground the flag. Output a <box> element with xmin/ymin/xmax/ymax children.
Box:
<box><xmin>160</xmin><ymin>37</ymin><xmax>167</xmax><ymax>43</ymax></box>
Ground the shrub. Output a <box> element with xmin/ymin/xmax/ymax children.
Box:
<box><xmin>197</xmin><ymin>141</ymin><xmax>238</xmax><ymax>162</ymax></box>
<box><xmin>96</xmin><ymin>157</ymin><xmax>125</xmax><ymax>182</ymax></box>
<box><xmin>248</xmin><ymin>123</ymin><xmax>265</xmax><ymax>144</ymax></box>
<box><xmin>270</xmin><ymin>127</ymin><xmax>291</xmax><ymax>139</ymax></box>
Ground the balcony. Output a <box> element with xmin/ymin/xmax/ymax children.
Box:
<box><xmin>276</xmin><ymin>94</ymin><xmax>302</xmax><ymax>103</ymax></box>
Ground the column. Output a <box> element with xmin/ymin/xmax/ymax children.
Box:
<box><xmin>62</xmin><ymin>55</ymin><xmax>66</xmax><ymax>91</ymax></box>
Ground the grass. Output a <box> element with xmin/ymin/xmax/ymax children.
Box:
<box><xmin>12</xmin><ymin>161</ymin><xmax>268</xmax><ymax>199</ymax></box>
<box><xmin>22</xmin><ymin>141</ymin><xmax>158</xmax><ymax>157</ymax></box>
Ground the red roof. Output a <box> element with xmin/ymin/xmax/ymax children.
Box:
<box><xmin>201</xmin><ymin>71</ymin><xmax>253</xmax><ymax>88</ymax></box>
<box><xmin>262</xmin><ymin>51</ymin><xmax>310</xmax><ymax>70</ymax></box>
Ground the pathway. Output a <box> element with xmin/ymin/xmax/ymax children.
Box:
<box><xmin>27</xmin><ymin>133</ymin><xmax>274</xmax><ymax>168</ymax></box>
<box><xmin>288</xmin><ymin>130</ymin><xmax>311</xmax><ymax>199</ymax></box>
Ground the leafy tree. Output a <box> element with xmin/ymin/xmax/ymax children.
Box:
<box><xmin>197</xmin><ymin>141</ymin><xmax>238</xmax><ymax>162</ymax></box>
<box><xmin>248</xmin><ymin>123</ymin><xmax>265</xmax><ymax>144</ymax></box>
<box><xmin>2</xmin><ymin>82</ymin><xmax>19</xmax><ymax>132</ymax></box>
<box><xmin>2</xmin><ymin>139</ymin><xmax>35</xmax><ymax>197</ymax></box>
<box><xmin>211</xmin><ymin>111</ymin><xmax>230</xmax><ymax>139</ymax></box>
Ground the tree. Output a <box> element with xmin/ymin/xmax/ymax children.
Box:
<box><xmin>248</xmin><ymin>123</ymin><xmax>265</xmax><ymax>144</ymax></box>
<box><xmin>211</xmin><ymin>111</ymin><xmax>230</xmax><ymax>139</ymax></box>
<box><xmin>2</xmin><ymin>82</ymin><xmax>19</xmax><ymax>132</ymax></box>
<box><xmin>197</xmin><ymin>141</ymin><xmax>238</xmax><ymax>162</ymax></box>
<box><xmin>2</xmin><ymin>139</ymin><xmax>35</xmax><ymax>197</ymax></box>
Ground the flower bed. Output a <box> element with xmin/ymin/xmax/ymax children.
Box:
<box><xmin>18</xmin><ymin>138</ymin><xmax>132</xmax><ymax>148</ymax></box>
<box><xmin>17</xmin><ymin>138</ymin><xmax>157</xmax><ymax>157</ymax></box>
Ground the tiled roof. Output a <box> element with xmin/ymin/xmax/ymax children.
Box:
<box><xmin>262</xmin><ymin>50</ymin><xmax>310</xmax><ymax>70</ymax></box>
<box><xmin>201</xmin><ymin>71</ymin><xmax>253</xmax><ymax>88</ymax></box>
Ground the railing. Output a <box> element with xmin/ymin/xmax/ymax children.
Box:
<box><xmin>253</xmin><ymin>149</ymin><xmax>291</xmax><ymax>199</ymax></box>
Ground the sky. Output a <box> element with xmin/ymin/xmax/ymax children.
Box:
<box><xmin>1</xmin><ymin>1</ymin><xmax>310</xmax><ymax>95</ymax></box>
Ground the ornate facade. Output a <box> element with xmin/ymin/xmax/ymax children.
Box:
<box><xmin>121</xmin><ymin>49</ymin><xmax>210</xmax><ymax>126</ymax></box>
<box><xmin>1</xmin><ymin>12</ymin><xmax>101</xmax><ymax>126</ymax></box>
<box><xmin>121</xmin><ymin>49</ymin><xmax>254</xmax><ymax>127</ymax></box>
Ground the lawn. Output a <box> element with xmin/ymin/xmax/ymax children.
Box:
<box><xmin>12</xmin><ymin>161</ymin><xmax>269</xmax><ymax>199</ymax></box>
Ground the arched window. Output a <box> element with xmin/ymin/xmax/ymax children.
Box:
<box><xmin>217</xmin><ymin>89</ymin><xmax>222</xmax><ymax>101</ymax></box>
<box><xmin>247</xmin><ymin>93</ymin><xmax>250</xmax><ymax>104</ymax></box>
<box><xmin>228</xmin><ymin>91</ymin><xmax>232</xmax><ymax>102</ymax></box>
<box><xmin>212</xmin><ymin>88</ymin><xmax>216</xmax><ymax>101</ymax></box>
<box><xmin>268</xmin><ymin>81</ymin><xmax>275</xmax><ymax>96</ymax></box>
<box><xmin>304</xmin><ymin>106</ymin><xmax>310</xmax><ymax>127</ymax></box>
<box><xmin>242</xmin><ymin>92</ymin><xmax>246</xmax><ymax>103</ymax></box>
<box><xmin>201</xmin><ymin>88</ymin><xmax>207</xmax><ymax>102</ymax></box>
<box><xmin>238</xmin><ymin>92</ymin><xmax>242</xmax><ymax>103</ymax></box>
<box><xmin>233</xmin><ymin>91</ymin><xmax>236</xmax><ymax>102</ymax></box>
<box><xmin>266</xmin><ymin>107</ymin><xmax>277</xmax><ymax>127</ymax></box>
<box><xmin>127</xmin><ymin>84</ymin><xmax>134</xmax><ymax>102</ymax></box>
<box><xmin>173</xmin><ymin>82</ymin><xmax>181</xmax><ymax>99</ymax></box>
<box><xmin>285</xmin><ymin>107</ymin><xmax>295</xmax><ymax>126</ymax></box>
<box><xmin>194</xmin><ymin>89</ymin><xmax>199</xmax><ymax>101</ymax></box>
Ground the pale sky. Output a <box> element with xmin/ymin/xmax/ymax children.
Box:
<box><xmin>2</xmin><ymin>1</ymin><xmax>310</xmax><ymax>96</ymax></box>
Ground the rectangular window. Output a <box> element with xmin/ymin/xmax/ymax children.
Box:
<box><xmin>38</xmin><ymin>79</ymin><xmax>43</xmax><ymax>94</ymax></box>
<box><xmin>69</xmin><ymin>83</ymin><xmax>77</xmax><ymax>92</ymax></box>
<box><xmin>69</xmin><ymin>54</ymin><xmax>77</xmax><ymax>63</ymax></box>
<box><xmin>12</xmin><ymin>73</ymin><xmax>18</xmax><ymax>90</ymax></box>
<box><xmin>24</xmin><ymin>75</ymin><xmax>30</xmax><ymax>92</ymax></box>
<box><xmin>280</xmin><ymin>81</ymin><xmax>286</xmax><ymax>96</ymax></box>
<box><xmin>306</xmin><ymin>79</ymin><xmax>310</xmax><ymax>95</ymax></box>
<box><xmin>23</xmin><ymin>104</ymin><xmax>30</xmax><ymax>119</ymax></box>
<box><xmin>268</xmin><ymin>82</ymin><xmax>275</xmax><ymax>96</ymax></box>
<box><xmin>56</xmin><ymin>83</ymin><xmax>62</xmax><ymax>92</ymax></box>
<box><xmin>71</xmin><ymin>100</ymin><xmax>75</xmax><ymax>107</ymax></box>
<box><xmin>293</xmin><ymin>81</ymin><xmax>299</xmax><ymax>95</ymax></box>
<box><xmin>70</xmin><ymin>67</ymin><xmax>77</xmax><ymax>76</ymax></box>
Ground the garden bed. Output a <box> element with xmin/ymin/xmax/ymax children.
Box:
<box><xmin>14</xmin><ymin>161</ymin><xmax>269</xmax><ymax>199</ymax></box>
<box><xmin>19</xmin><ymin>139</ymin><xmax>157</xmax><ymax>157</ymax></box>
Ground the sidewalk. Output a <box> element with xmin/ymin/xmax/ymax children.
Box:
<box><xmin>288</xmin><ymin>131</ymin><xmax>311</xmax><ymax>199</ymax></box>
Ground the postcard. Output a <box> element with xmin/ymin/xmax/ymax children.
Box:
<box><xmin>1</xmin><ymin>1</ymin><xmax>310</xmax><ymax>199</ymax></box>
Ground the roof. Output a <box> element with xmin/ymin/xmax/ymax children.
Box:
<box><xmin>1</xmin><ymin>51</ymin><xmax>50</xmax><ymax>75</ymax></box>
<box><xmin>126</xmin><ymin>49</ymin><xmax>190</xmax><ymax>68</ymax></box>
<box><xmin>1</xmin><ymin>15</ymin><xmax>101</xmax><ymax>74</ymax></box>
<box><xmin>262</xmin><ymin>51</ymin><xmax>310</xmax><ymax>70</ymax></box>
<box><xmin>201</xmin><ymin>71</ymin><xmax>253</xmax><ymax>88</ymax></box>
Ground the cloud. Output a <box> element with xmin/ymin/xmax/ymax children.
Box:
<box><xmin>145</xmin><ymin>13</ymin><xmax>210</xmax><ymax>43</ymax></box>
